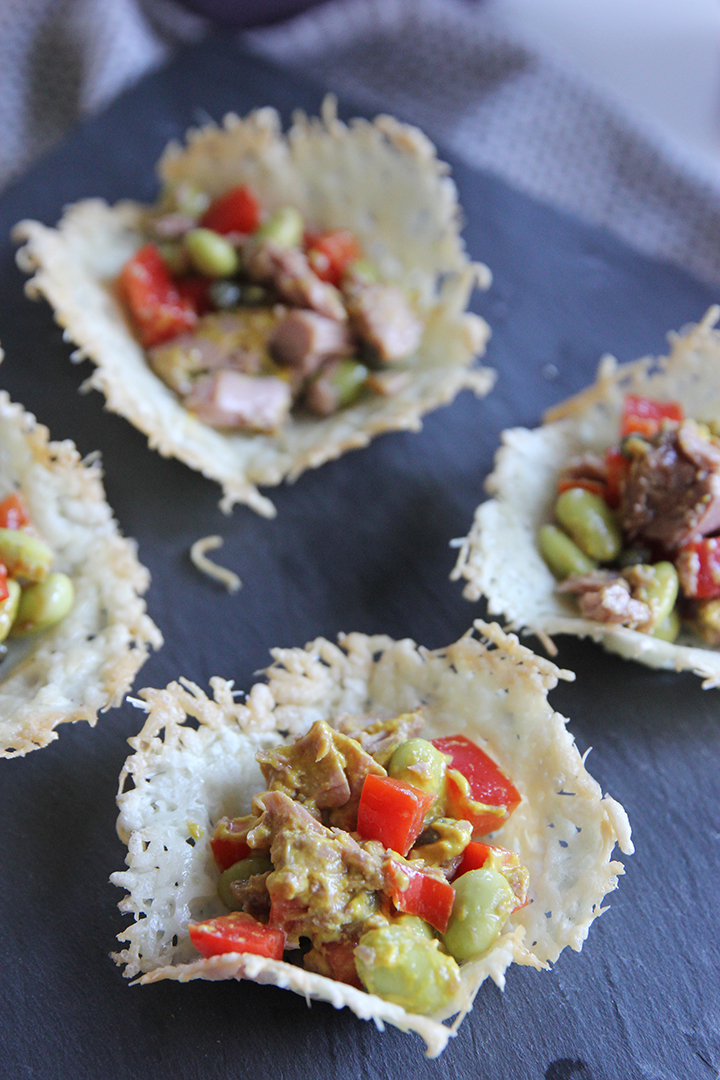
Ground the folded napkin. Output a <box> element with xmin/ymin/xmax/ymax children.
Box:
<box><xmin>3</xmin><ymin>0</ymin><xmax>720</xmax><ymax>289</ymax></box>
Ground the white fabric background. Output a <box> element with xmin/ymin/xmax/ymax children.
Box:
<box><xmin>2</xmin><ymin>0</ymin><xmax>720</xmax><ymax>290</ymax></box>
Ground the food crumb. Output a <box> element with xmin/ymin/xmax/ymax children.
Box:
<box><xmin>190</xmin><ymin>535</ymin><xmax>241</xmax><ymax>593</ymax></box>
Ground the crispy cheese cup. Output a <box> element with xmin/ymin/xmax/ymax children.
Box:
<box><xmin>111</xmin><ymin>622</ymin><xmax>631</xmax><ymax>1057</ymax></box>
<box><xmin>453</xmin><ymin>307</ymin><xmax>720</xmax><ymax>686</ymax></box>
<box><xmin>0</xmin><ymin>384</ymin><xmax>161</xmax><ymax>757</ymax></box>
<box><xmin>15</xmin><ymin>99</ymin><xmax>493</xmax><ymax>517</ymax></box>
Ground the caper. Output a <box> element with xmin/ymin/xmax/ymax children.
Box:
<box><xmin>355</xmin><ymin>924</ymin><xmax>460</xmax><ymax>1014</ymax></box>
<box><xmin>218</xmin><ymin>854</ymin><xmax>272</xmax><ymax>910</ymax></box>
<box><xmin>0</xmin><ymin>579</ymin><xmax>21</xmax><ymax>643</ymax></box>
<box><xmin>11</xmin><ymin>572</ymin><xmax>74</xmax><ymax>636</ymax></box>
<box><xmin>388</xmin><ymin>738</ymin><xmax>448</xmax><ymax>799</ymax></box>
<box><xmin>208</xmin><ymin>280</ymin><xmax>242</xmax><ymax>309</ymax></box>
<box><xmin>0</xmin><ymin>528</ymin><xmax>53</xmax><ymax>582</ymax></box>
<box><xmin>184</xmin><ymin>228</ymin><xmax>239</xmax><ymax>278</ymax></box>
<box><xmin>442</xmin><ymin>868</ymin><xmax>515</xmax><ymax>961</ymax></box>
<box><xmin>618</xmin><ymin>545</ymin><xmax>653</xmax><ymax>568</ymax></box>
<box><xmin>537</xmin><ymin>524</ymin><xmax>597</xmax><ymax>580</ymax></box>
<box><xmin>555</xmin><ymin>488</ymin><xmax>622</xmax><ymax>562</ymax></box>
<box><xmin>254</xmin><ymin>206</ymin><xmax>304</xmax><ymax>248</ymax></box>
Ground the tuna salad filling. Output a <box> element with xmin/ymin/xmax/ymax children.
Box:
<box><xmin>189</xmin><ymin>713</ymin><xmax>528</xmax><ymax>1016</ymax></box>
<box><xmin>538</xmin><ymin>392</ymin><xmax>720</xmax><ymax>644</ymax></box>
<box><xmin>119</xmin><ymin>181</ymin><xmax>424</xmax><ymax>432</ymax></box>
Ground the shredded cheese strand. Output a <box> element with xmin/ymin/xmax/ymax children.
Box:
<box><xmin>190</xmin><ymin>535</ymin><xmax>241</xmax><ymax>593</ymax></box>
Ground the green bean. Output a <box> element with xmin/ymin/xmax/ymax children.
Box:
<box><xmin>11</xmin><ymin>572</ymin><xmax>74</xmax><ymax>636</ymax></box>
<box><xmin>254</xmin><ymin>206</ymin><xmax>304</xmax><ymax>248</ymax></box>
<box><xmin>442</xmin><ymin>868</ymin><xmax>515</xmax><ymax>961</ymax></box>
<box><xmin>652</xmin><ymin>607</ymin><xmax>681</xmax><ymax>642</ymax></box>
<box><xmin>0</xmin><ymin>528</ymin><xmax>53</xmax><ymax>582</ymax></box>
<box><xmin>555</xmin><ymin>488</ymin><xmax>622</xmax><ymax>562</ymax></box>
<box><xmin>355</xmin><ymin>923</ymin><xmax>460</xmax><ymax>1014</ymax></box>
<box><xmin>537</xmin><ymin>524</ymin><xmax>597</xmax><ymax>580</ymax></box>
<box><xmin>0</xmin><ymin>579</ymin><xmax>21</xmax><ymax>643</ymax></box>
<box><xmin>218</xmin><ymin>855</ymin><xmax>273</xmax><ymax>910</ymax></box>
<box><xmin>184</xmin><ymin>228</ymin><xmax>239</xmax><ymax>278</ymax></box>
<box><xmin>388</xmin><ymin>738</ymin><xmax>448</xmax><ymax>799</ymax></box>
<box><xmin>625</xmin><ymin>562</ymin><xmax>679</xmax><ymax>629</ymax></box>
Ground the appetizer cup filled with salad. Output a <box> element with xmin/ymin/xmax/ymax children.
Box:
<box><xmin>453</xmin><ymin>307</ymin><xmax>720</xmax><ymax>686</ymax></box>
<box><xmin>0</xmin><ymin>380</ymin><xmax>161</xmax><ymax>757</ymax></box>
<box><xmin>15</xmin><ymin>99</ymin><xmax>492</xmax><ymax>516</ymax></box>
<box><xmin>111</xmin><ymin>622</ymin><xmax>631</xmax><ymax>1056</ymax></box>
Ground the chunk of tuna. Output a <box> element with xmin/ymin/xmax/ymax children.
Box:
<box><xmin>620</xmin><ymin>420</ymin><xmax>720</xmax><ymax>551</ymax></box>
<box><xmin>184</xmin><ymin>370</ymin><xmax>291</xmax><ymax>431</ymax></box>
<box><xmin>559</xmin><ymin>570</ymin><xmax>652</xmax><ymax>629</ymax></box>
<box><xmin>246</xmin><ymin>241</ymin><xmax>346</xmax><ymax>321</ymax></box>
<box><xmin>348</xmin><ymin>284</ymin><xmax>423</xmax><ymax>362</ymax></box>
<box><xmin>270</xmin><ymin>310</ymin><xmax>352</xmax><ymax>376</ymax></box>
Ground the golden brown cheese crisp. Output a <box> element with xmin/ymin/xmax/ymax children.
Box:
<box><xmin>452</xmin><ymin>307</ymin><xmax>720</xmax><ymax>685</ymax></box>
<box><xmin>15</xmin><ymin>99</ymin><xmax>493</xmax><ymax>517</ymax></box>
<box><xmin>0</xmin><ymin>381</ymin><xmax>162</xmax><ymax>756</ymax></box>
<box><xmin>111</xmin><ymin>622</ymin><xmax>631</xmax><ymax>1056</ymax></box>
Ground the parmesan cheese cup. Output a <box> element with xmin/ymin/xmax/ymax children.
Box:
<box><xmin>111</xmin><ymin>622</ymin><xmax>631</xmax><ymax>1057</ymax></box>
<box><xmin>452</xmin><ymin>307</ymin><xmax>720</xmax><ymax>687</ymax></box>
<box><xmin>0</xmin><ymin>383</ymin><xmax>162</xmax><ymax>757</ymax></box>
<box><xmin>14</xmin><ymin>99</ymin><xmax>493</xmax><ymax>518</ymax></box>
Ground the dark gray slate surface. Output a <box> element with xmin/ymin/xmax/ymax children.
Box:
<box><xmin>0</xmin><ymin>34</ymin><xmax>718</xmax><ymax>1080</ymax></box>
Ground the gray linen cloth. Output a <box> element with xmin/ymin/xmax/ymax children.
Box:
<box><xmin>2</xmin><ymin>0</ymin><xmax>720</xmax><ymax>290</ymax></box>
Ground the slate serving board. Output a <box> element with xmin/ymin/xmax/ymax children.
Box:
<box><xmin>0</xmin><ymin>35</ymin><xmax>718</xmax><ymax>1080</ymax></box>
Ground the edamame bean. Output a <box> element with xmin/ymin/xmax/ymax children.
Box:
<box><xmin>388</xmin><ymin>738</ymin><xmax>448</xmax><ymax>799</ymax></box>
<box><xmin>218</xmin><ymin>855</ymin><xmax>273</xmax><ymax>910</ymax></box>
<box><xmin>0</xmin><ymin>528</ymin><xmax>53</xmax><ymax>582</ymax></box>
<box><xmin>11</xmin><ymin>572</ymin><xmax>74</xmax><ymax>636</ymax></box>
<box><xmin>0</xmin><ymin>579</ymin><xmax>21</xmax><ymax>643</ymax></box>
<box><xmin>184</xmin><ymin>228</ymin><xmax>239</xmax><ymax>278</ymax></box>
<box><xmin>328</xmin><ymin>360</ymin><xmax>369</xmax><ymax>408</ymax></box>
<box><xmin>555</xmin><ymin>488</ymin><xmax>622</xmax><ymax>562</ymax></box>
<box><xmin>625</xmin><ymin>562</ymin><xmax>679</xmax><ymax>629</ymax></box>
<box><xmin>442</xmin><ymin>868</ymin><xmax>515</xmax><ymax>961</ymax></box>
<box><xmin>355</xmin><ymin>923</ymin><xmax>460</xmax><ymax>1014</ymax></box>
<box><xmin>345</xmin><ymin>258</ymin><xmax>379</xmax><ymax>285</ymax></box>
<box><xmin>652</xmin><ymin>607</ymin><xmax>681</xmax><ymax>642</ymax></box>
<box><xmin>254</xmin><ymin>206</ymin><xmax>304</xmax><ymax>248</ymax></box>
<box><xmin>537</xmin><ymin>524</ymin><xmax>597</xmax><ymax>580</ymax></box>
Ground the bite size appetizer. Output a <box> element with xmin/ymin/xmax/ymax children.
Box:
<box><xmin>111</xmin><ymin>622</ymin><xmax>631</xmax><ymax>1056</ymax></box>
<box><xmin>453</xmin><ymin>307</ymin><xmax>720</xmax><ymax>685</ymax></box>
<box><xmin>15</xmin><ymin>100</ymin><xmax>492</xmax><ymax>517</ymax></box>
<box><xmin>0</xmin><ymin>383</ymin><xmax>161</xmax><ymax>757</ymax></box>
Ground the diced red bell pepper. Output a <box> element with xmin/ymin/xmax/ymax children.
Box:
<box><xmin>119</xmin><ymin>243</ymin><xmax>197</xmax><ymax>347</ymax></box>
<box><xmin>306</xmin><ymin>230</ymin><xmax>361</xmax><ymax>287</ymax></box>
<box><xmin>677</xmin><ymin>538</ymin><xmax>720</xmax><ymax>599</ymax></box>
<box><xmin>0</xmin><ymin>493</ymin><xmax>30</xmax><ymax>530</ymax></box>
<box><xmin>189</xmin><ymin>912</ymin><xmax>285</xmax><ymax>960</ymax></box>
<box><xmin>200</xmin><ymin>185</ymin><xmax>261</xmax><ymax>235</ymax></box>
<box><xmin>386</xmin><ymin>859</ymin><xmax>455</xmax><ymax>933</ymax></box>
<box><xmin>604</xmin><ymin>446</ymin><xmax>629</xmax><ymax>509</ymax></box>
<box><xmin>431</xmin><ymin>735</ymin><xmax>521</xmax><ymax>836</ymax></box>
<box><xmin>210</xmin><ymin>815</ymin><xmax>253</xmax><ymax>871</ymax></box>
<box><xmin>176</xmin><ymin>276</ymin><xmax>214</xmax><ymax>315</ymax></box>
<box><xmin>557</xmin><ymin>478</ymin><xmax>606</xmax><ymax>498</ymax></box>
<box><xmin>0</xmin><ymin>563</ymin><xmax>8</xmax><ymax>604</ymax></box>
<box><xmin>356</xmin><ymin>773</ymin><xmax>435</xmax><ymax>856</ymax></box>
<box><xmin>620</xmin><ymin>393</ymin><xmax>683</xmax><ymax>439</ymax></box>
